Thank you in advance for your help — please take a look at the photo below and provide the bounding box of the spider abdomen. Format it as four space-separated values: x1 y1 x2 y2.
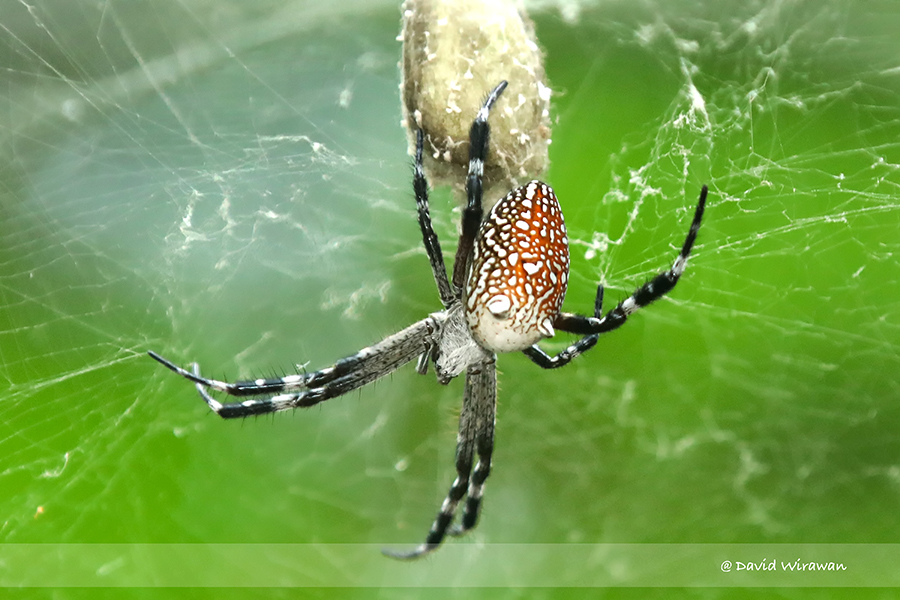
465 180 569 353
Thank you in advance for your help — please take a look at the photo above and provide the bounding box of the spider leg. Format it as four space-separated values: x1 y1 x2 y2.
451 80 508 294
413 128 455 308
383 356 495 560
149 316 439 418
552 185 707 341
191 362 228 412
150 350 302 396
449 358 496 536
523 286 604 369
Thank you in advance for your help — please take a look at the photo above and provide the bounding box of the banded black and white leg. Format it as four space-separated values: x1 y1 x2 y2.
451 80 508 295
449 360 496 537
413 128 454 309
148 316 439 418
524 185 708 369
523 285 605 369
384 356 497 560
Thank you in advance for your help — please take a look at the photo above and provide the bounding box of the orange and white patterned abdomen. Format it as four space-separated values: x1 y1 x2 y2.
465 180 570 353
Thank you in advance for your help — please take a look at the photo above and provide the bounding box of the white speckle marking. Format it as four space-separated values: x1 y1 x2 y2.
538 317 555 338
486 295 512 318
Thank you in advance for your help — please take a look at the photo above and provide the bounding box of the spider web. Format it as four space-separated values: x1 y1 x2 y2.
1 0 899 591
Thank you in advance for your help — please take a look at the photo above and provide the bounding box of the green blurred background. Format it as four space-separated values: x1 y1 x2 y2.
1 0 899 596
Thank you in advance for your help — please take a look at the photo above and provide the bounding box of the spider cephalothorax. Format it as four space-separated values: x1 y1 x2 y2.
149 80 708 559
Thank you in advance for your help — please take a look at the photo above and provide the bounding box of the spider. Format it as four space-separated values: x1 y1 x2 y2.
149 80 708 560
